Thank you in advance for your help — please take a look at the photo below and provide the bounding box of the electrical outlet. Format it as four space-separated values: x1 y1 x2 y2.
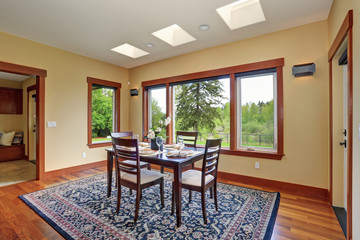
82 152 86 158
255 162 260 169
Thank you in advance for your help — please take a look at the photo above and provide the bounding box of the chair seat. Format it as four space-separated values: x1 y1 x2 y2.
121 160 149 168
181 169 214 187
122 169 164 184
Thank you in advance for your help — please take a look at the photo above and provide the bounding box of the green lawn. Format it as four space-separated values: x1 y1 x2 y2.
92 137 110 143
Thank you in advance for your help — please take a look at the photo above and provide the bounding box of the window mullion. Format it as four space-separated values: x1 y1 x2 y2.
230 73 237 150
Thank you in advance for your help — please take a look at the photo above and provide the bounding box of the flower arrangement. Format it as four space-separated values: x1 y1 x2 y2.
146 116 171 139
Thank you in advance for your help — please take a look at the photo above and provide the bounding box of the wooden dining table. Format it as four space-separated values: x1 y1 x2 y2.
105 147 204 227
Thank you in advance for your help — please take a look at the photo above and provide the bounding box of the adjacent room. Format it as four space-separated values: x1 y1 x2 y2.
0 0 359 239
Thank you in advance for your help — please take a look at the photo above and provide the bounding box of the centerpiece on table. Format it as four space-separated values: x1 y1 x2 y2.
145 116 171 151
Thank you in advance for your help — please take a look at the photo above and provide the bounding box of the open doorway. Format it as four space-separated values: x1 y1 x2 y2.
27 85 37 164
329 10 353 240
0 61 46 180
0 72 37 186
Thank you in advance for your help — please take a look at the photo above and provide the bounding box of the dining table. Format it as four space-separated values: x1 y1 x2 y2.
105 146 205 227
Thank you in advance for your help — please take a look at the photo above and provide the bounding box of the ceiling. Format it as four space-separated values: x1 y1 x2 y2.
0 72 31 81
0 0 333 69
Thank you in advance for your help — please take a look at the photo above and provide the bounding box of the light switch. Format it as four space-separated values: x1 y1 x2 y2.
47 121 56 128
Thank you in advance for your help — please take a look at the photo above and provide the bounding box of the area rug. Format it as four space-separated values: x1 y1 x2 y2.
19 172 280 240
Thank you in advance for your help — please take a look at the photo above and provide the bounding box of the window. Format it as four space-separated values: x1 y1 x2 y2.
87 77 121 148
148 86 166 130
172 77 230 147
237 70 277 152
142 58 284 160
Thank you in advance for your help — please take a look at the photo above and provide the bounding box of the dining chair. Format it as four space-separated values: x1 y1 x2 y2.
111 132 151 170
160 131 198 173
171 138 222 224
112 137 164 222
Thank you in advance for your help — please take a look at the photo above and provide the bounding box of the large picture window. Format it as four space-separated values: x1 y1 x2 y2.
87 77 121 148
142 58 284 159
172 77 230 147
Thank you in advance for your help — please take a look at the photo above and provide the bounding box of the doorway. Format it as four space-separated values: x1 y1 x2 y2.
328 10 353 240
0 61 46 180
27 85 37 164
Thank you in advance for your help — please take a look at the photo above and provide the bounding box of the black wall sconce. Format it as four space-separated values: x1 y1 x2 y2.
292 63 316 77
130 88 138 96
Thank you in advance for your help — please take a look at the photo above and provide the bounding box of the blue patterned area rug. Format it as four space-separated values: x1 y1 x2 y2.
19 172 280 240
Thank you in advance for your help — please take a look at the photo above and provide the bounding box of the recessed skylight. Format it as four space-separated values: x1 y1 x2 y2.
111 43 149 58
216 0 266 30
152 24 196 47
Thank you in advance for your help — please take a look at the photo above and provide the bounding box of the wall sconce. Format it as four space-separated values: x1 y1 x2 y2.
292 63 315 77
130 88 138 96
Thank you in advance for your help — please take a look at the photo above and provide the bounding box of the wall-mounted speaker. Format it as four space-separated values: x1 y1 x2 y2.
292 63 315 77
130 88 138 96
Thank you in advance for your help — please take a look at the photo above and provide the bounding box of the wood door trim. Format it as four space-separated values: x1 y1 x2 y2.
0 62 46 180
328 9 353 240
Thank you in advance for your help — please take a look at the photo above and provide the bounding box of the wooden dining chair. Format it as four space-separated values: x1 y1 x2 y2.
111 132 151 170
176 131 198 147
171 138 222 224
112 137 164 223
160 131 199 173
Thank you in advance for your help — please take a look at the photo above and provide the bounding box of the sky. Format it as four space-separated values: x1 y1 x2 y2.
149 74 274 112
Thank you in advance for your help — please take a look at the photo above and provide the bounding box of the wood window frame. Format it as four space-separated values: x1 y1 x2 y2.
142 58 284 160
87 77 121 148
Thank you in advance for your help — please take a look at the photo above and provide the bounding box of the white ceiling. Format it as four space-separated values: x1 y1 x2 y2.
0 72 31 81
0 0 333 69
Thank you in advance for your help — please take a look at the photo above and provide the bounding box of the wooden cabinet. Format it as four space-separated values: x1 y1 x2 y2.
0 87 23 114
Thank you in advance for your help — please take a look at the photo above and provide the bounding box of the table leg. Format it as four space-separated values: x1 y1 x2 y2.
107 151 113 197
173 165 182 227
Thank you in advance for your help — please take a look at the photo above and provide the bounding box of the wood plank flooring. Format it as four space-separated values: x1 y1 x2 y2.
0 166 345 240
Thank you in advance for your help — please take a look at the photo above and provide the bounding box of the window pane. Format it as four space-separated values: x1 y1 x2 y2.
91 86 115 143
173 78 230 147
148 87 167 137
237 73 276 150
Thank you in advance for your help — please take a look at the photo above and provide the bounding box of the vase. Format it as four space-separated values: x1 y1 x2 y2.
150 138 163 151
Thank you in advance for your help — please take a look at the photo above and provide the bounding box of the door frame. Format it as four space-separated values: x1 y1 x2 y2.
328 10 353 240
0 61 46 180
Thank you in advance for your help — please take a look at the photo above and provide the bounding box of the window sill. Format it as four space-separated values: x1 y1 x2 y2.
220 149 284 160
88 142 112 149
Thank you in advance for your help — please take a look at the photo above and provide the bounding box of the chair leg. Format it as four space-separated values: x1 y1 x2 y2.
160 178 164 209
189 190 192 203
160 166 164 173
116 184 121 213
147 163 151 170
210 186 213 199
201 189 207 224
214 184 218 211
130 188 132 195
171 182 174 215
134 189 141 223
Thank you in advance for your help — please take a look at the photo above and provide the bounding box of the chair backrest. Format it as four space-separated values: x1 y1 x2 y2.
201 138 222 186
111 136 140 184
176 131 198 147
111 131 133 139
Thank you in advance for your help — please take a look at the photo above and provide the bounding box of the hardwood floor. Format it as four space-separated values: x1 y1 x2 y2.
0 166 345 240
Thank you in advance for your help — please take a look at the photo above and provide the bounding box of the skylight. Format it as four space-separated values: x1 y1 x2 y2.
152 24 196 47
216 0 266 30
111 43 149 58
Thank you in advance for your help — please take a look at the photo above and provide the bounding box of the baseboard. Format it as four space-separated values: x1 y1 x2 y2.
44 160 107 179
154 165 329 201
216 170 329 201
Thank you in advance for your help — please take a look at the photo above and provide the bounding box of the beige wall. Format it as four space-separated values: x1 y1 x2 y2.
0 78 22 88
0 31 130 171
328 0 360 239
129 21 330 189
